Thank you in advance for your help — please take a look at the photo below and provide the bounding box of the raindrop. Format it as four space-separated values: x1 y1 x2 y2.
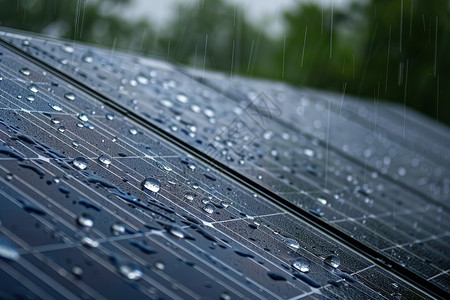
48 102 62 112
176 94 188 103
64 92 76 101
191 104 201 113
157 162 172 172
120 264 143 280
26 95 35 102
220 292 231 300
234 249 254 258
82 55 93 63
141 177 160 193
28 84 38 93
73 157 88 170
168 226 185 239
78 113 89 122
129 127 138 135
111 224 126 235
51 117 61 124
294 272 321 288
283 237 300 249
154 262 165 270
57 126 66 133
105 113 114 120
19 68 31 76
61 44 74 53
81 237 98 248
98 155 112 166
267 271 286 281
203 203 215 214
160 99 173 107
187 161 196 170
0 239 20 261
221 201 231 208
324 255 340 268
204 108 215 118
292 257 310 273
184 192 195 201
136 74 148 85
72 266 83 278
77 215 94 228
304 149 314 157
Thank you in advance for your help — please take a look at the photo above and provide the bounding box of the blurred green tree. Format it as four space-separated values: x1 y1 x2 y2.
0 0 160 56
279 0 450 125
0 0 448 124
159 0 276 77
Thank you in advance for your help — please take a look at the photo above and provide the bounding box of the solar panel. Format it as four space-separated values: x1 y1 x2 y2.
0 28 448 299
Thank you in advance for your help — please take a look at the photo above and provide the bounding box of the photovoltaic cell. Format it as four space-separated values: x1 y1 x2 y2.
0 28 448 299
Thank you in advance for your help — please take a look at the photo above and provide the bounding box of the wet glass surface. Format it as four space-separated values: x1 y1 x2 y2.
0 29 448 299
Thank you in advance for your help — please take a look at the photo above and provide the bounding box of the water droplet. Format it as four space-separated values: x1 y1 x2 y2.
160 99 173 107
317 197 327 205
98 155 112 166
267 271 286 281
129 127 138 135
136 74 148 85
73 157 88 170
51 117 61 124
176 94 188 103
61 44 74 53
292 257 310 273
81 236 99 248
168 226 185 239
304 149 314 157
57 126 66 133
294 272 321 288
0 239 20 261
105 113 114 120
283 237 300 249
72 266 83 278
83 55 93 63
26 95 35 102
19 68 31 76
398 167 406 176
203 203 215 214
120 264 143 280
77 215 94 228
220 292 231 300
324 255 340 268
28 84 38 93
72 140 79 147
63 92 76 101
150 262 164 271
111 223 126 235
48 102 62 111
141 177 160 193
184 192 195 201
191 104 201 113
157 162 172 172
204 108 215 118
78 113 89 122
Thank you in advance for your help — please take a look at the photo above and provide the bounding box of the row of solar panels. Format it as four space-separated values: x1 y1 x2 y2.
0 27 448 299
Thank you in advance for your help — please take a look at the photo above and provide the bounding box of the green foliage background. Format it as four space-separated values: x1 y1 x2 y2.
1 0 448 125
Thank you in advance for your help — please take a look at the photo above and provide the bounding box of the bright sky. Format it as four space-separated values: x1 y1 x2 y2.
124 0 351 34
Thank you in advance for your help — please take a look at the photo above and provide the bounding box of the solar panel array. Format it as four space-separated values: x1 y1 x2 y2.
0 28 448 299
